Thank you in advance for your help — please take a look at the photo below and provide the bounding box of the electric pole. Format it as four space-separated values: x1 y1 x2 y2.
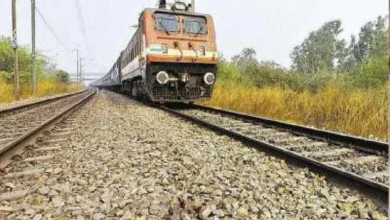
12 0 20 98
76 49 79 83
31 0 37 95
79 58 83 84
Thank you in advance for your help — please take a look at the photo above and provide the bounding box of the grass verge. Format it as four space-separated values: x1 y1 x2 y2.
202 82 387 141
0 80 83 104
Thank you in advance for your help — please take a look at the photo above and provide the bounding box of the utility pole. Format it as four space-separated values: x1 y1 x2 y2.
11 0 20 98
79 58 83 84
31 0 37 95
76 49 79 83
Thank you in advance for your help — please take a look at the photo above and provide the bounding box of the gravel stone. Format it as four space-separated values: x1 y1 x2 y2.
0 90 386 219
4 183 15 189
213 209 225 217
38 186 50 195
32 214 43 220
24 208 35 215
100 191 112 204
93 213 106 220
237 207 248 216
71 209 82 217
181 213 191 220
52 196 64 208
200 205 214 219
116 209 124 217
52 168 63 175
0 206 15 212
181 109 389 185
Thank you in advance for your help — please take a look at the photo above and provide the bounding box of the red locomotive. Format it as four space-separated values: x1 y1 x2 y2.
92 1 218 103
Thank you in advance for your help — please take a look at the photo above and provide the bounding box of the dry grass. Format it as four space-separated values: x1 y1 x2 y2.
0 80 83 104
202 82 388 141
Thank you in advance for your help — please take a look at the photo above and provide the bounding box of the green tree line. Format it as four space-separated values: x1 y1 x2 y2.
218 16 388 92
0 36 70 83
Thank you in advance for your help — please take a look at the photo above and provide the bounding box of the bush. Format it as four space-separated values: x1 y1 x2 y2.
217 62 241 82
0 71 11 82
0 36 78 102
53 70 71 83
0 80 83 103
358 57 388 88
0 37 47 84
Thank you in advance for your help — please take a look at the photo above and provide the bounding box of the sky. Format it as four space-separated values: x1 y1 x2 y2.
0 0 387 80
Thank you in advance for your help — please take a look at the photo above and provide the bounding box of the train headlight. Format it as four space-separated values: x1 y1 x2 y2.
172 2 187 11
204 72 215 85
156 71 169 85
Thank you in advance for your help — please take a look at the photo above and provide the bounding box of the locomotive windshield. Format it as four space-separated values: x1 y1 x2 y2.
184 17 207 34
155 14 180 32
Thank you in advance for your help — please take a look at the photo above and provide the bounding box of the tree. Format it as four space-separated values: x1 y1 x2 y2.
0 37 14 73
353 16 386 62
290 16 388 82
290 20 345 73
232 48 257 66
338 16 388 74
0 36 56 83
54 70 70 83
231 48 259 78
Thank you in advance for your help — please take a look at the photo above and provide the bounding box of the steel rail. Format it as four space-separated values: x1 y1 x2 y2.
0 89 88 116
0 90 96 168
192 105 388 155
158 104 389 203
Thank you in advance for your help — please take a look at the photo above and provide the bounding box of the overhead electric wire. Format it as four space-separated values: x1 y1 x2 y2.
75 0 91 53
35 6 71 52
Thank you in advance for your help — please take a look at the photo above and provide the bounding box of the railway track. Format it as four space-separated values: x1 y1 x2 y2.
0 89 96 169
159 104 389 202
0 90 87 115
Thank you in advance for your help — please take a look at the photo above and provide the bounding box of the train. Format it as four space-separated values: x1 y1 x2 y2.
91 1 218 103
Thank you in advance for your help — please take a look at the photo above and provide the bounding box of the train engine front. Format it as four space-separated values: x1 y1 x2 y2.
142 2 218 102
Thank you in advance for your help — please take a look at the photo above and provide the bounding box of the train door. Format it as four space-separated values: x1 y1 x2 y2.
139 17 146 80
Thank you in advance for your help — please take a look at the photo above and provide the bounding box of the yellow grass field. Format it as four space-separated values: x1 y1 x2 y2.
0 81 83 104
202 82 388 141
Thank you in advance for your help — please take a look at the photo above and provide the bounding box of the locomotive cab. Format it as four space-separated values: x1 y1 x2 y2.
96 1 218 103
140 6 218 102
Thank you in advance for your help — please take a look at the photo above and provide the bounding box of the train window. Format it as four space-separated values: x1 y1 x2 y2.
155 14 179 32
184 17 207 34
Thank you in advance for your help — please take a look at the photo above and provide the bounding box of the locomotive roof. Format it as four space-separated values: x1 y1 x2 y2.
142 8 212 18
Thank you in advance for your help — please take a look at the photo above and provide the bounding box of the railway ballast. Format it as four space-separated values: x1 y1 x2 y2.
0 91 387 219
